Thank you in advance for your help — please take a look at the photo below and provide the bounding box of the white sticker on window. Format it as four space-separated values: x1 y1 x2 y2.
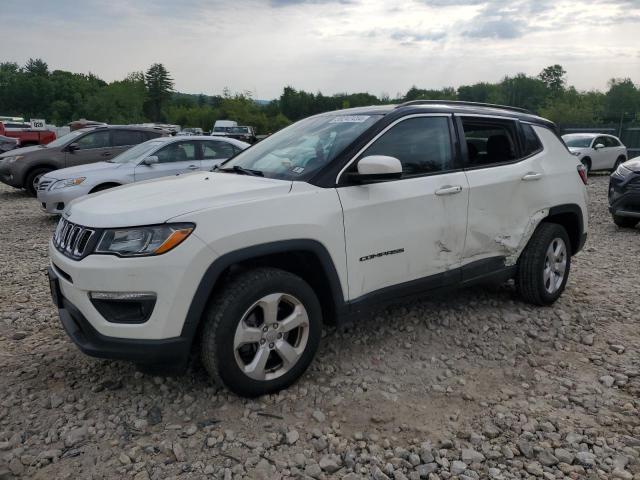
329 116 370 123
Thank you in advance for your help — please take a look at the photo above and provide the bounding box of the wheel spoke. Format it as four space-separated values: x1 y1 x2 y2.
275 340 300 367
543 266 552 286
243 346 270 380
258 293 282 324
279 305 308 333
233 322 263 348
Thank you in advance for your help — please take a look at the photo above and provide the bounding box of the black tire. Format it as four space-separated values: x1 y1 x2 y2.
612 215 638 229
25 167 53 196
516 223 571 306
201 268 322 397
581 158 591 174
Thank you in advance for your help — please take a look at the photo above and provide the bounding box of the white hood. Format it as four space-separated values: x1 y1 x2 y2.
64 172 292 228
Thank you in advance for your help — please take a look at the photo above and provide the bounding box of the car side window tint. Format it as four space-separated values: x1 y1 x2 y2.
202 141 235 160
605 137 619 147
361 116 453 176
155 141 197 163
145 131 162 140
461 118 518 167
521 124 543 157
113 130 143 147
75 131 110 150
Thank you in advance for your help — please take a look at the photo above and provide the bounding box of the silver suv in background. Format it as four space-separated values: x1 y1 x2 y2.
38 136 249 214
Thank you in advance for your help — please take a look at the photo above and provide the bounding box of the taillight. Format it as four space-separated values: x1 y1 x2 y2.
577 164 588 185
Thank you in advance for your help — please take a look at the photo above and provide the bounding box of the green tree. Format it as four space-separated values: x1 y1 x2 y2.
539 65 567 94
144 63 174 122
604 78 639 123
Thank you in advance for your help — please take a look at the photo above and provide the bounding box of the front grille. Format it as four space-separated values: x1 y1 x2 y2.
38 179 54 191
53 218 96 259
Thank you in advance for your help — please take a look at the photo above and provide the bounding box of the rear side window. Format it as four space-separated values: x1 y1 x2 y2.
112 130 143 147
605 136 620 147
461 118 519 167
361 116 454 176
521 124 543 157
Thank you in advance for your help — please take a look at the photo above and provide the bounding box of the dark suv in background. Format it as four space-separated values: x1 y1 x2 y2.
0 125 166 195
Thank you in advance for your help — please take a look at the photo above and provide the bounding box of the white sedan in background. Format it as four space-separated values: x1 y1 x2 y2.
37 136 249 214
562 133 628 173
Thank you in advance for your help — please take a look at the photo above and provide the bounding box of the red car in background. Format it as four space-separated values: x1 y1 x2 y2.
0 121 56 147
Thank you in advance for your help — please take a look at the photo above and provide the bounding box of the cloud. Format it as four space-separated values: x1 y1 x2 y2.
389 29 447 43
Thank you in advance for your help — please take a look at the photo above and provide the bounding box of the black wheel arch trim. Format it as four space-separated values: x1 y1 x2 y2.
179 239 347 342
545 203 587 254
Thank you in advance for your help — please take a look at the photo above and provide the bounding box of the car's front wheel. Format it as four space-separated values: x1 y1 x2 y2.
517 223 571 305
25 167 53 196
201 268 322 397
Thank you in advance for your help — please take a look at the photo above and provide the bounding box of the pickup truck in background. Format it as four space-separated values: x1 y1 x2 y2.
0 121 56 147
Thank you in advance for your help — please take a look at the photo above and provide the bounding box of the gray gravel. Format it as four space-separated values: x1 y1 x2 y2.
1 175 639 479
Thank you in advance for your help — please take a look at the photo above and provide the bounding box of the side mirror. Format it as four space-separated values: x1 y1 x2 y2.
67 143 79 153
594 143 605 150
346 155 403 183
142 156 159 166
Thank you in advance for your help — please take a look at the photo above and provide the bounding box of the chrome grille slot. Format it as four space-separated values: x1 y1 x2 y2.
53 218 96 259
38 179 54 191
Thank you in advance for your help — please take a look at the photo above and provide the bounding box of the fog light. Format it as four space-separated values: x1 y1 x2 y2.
89 291 156 324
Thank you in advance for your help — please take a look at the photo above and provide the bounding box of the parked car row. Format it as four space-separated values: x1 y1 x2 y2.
37 135 249 213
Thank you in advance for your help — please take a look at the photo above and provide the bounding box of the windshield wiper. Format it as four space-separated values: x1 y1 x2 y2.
216 165 264 177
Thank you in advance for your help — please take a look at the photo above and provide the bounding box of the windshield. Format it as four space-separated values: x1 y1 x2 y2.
220 114 382 180
563 136 593 148
109 140 165 164
229 127 249 134
45 129 87 148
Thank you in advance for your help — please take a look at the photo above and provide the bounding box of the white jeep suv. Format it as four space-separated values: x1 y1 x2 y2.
47 101 589 397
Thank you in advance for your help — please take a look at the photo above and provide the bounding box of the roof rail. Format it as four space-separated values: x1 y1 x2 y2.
396 100 533 115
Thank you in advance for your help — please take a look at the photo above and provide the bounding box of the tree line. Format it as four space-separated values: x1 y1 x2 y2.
0 60 638 134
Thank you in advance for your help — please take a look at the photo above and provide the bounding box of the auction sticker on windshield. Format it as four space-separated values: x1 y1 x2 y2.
329 116 370 123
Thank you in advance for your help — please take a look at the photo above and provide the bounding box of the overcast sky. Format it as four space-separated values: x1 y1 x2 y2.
2 0 639 99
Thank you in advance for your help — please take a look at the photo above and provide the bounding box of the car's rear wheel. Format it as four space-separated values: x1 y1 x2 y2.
517 223 571 305
612 214 638 229
201 268 322 397
25 167 53 196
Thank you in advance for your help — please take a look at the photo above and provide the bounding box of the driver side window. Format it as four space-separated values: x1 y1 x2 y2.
360 116 453 176
75 131 110 150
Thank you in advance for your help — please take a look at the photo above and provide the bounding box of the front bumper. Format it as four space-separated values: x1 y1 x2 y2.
0 162 22 188
49 267 190 364
38 184 90 214
609 173 640 217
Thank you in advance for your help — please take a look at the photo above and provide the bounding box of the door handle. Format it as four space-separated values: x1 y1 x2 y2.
522 172 542 181
187 165 199 170
435 185 463 196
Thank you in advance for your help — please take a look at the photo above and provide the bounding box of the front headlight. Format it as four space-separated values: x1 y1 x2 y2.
95 223 194 257
51 177 86 189
571 151 582 157
615 163 631 177
1 155 23 163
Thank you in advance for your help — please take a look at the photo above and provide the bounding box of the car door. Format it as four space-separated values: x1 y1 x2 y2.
604 136 623 169
199 139 236 170
337 114 469 300
133 140 201 182
590 136 609 170
459 116 550 270
65 130 111 167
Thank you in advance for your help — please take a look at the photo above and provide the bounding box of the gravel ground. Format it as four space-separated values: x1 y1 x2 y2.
1 175 639 480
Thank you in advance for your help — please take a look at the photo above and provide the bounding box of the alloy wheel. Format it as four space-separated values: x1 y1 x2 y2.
233 293 310 381
543 237 567 294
